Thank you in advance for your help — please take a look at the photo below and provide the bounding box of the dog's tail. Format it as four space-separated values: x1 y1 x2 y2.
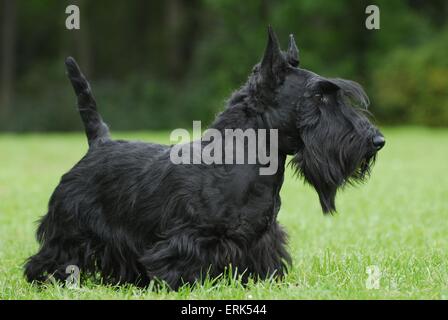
65 57 110 146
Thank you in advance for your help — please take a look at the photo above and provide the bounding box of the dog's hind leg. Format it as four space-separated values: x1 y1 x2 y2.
24 207 88 284
24 241 82 284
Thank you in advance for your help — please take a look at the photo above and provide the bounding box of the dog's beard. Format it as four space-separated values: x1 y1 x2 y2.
290 145 375 214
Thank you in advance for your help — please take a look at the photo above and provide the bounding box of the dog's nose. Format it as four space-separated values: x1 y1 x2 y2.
372 135 385 150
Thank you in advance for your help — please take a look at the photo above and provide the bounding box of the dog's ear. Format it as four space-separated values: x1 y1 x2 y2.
260 26 288 85
286 34 299 67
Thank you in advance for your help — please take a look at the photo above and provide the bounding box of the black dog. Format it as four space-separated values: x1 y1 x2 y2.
24 27 384 289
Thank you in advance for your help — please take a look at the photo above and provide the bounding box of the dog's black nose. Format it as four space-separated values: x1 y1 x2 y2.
372 135 385 150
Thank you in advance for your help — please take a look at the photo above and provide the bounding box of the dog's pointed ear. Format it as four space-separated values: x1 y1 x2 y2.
287 34 299 67
260 26 287 84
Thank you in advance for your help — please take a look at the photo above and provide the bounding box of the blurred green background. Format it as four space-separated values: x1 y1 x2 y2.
1 0 448 132
1 1 448 299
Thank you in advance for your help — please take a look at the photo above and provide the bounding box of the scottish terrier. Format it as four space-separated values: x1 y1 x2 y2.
24 27 385 289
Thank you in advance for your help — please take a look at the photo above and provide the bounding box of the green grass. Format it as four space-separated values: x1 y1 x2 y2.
0 127 447 299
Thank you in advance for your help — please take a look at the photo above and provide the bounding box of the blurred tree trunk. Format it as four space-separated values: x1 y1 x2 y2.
73 0 91 74
165 0 201 81
1 0 17 114
166 0 182 79
350 0 370 80
259 0 269 22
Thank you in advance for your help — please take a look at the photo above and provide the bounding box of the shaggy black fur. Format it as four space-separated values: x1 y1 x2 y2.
24 27 384 289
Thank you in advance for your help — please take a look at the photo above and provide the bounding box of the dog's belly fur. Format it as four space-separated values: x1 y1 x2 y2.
25 139 291 288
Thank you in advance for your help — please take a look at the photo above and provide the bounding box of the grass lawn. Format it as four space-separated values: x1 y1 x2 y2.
0 127 447 299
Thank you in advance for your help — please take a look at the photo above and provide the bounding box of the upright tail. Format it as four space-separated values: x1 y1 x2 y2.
65 57 110 146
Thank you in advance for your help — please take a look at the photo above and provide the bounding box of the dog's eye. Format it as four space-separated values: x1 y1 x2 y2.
314 93 324 102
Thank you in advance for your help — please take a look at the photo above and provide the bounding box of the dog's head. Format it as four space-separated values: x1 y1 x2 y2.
249 27 384 213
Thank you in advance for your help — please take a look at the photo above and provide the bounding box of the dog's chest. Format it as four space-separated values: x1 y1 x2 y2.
191 165 284 235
